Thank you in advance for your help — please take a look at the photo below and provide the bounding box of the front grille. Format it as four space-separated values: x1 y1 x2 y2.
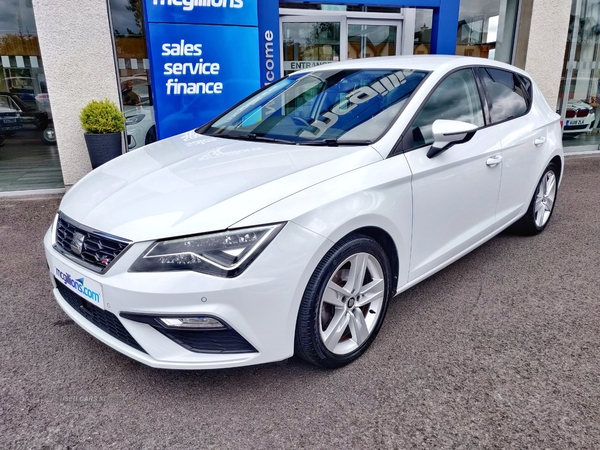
54 213 131 273
56 281 146 354
576 109 590 117
154 327 257 354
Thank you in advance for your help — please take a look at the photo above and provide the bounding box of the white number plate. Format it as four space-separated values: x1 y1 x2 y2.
566 119 585 126
53 259 105 309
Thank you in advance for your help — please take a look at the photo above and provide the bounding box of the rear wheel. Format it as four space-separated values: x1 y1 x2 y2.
295 234 392 369
511 163 558 235
42 127 56 144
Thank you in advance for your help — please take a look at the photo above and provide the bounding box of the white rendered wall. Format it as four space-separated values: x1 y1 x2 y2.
32 0 121 186
524 0 572 108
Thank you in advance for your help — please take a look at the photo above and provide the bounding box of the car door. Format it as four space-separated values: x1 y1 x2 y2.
403 68 503 282
475 68 550 226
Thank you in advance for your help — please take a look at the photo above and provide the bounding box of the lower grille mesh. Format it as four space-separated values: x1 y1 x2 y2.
56 280 146 354
153 327 257 354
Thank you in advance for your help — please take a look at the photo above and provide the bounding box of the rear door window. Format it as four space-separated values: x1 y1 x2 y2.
478 68 529 124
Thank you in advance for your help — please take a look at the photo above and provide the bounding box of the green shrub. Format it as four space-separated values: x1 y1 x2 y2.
79 99 126 134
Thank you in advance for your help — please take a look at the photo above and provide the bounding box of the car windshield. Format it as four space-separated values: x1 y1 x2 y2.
0 95 20 111
201 68 429 145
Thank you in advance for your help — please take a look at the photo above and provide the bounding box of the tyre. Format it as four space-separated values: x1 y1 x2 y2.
145 126 157 146
42 127 56 144
511 163 558 235
295 234 392 369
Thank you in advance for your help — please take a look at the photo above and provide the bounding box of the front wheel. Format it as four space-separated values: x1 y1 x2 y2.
145 125 156 146
511 163 558 235
295 234 392 369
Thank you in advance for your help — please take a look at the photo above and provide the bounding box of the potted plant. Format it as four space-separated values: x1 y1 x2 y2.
79 99 126 169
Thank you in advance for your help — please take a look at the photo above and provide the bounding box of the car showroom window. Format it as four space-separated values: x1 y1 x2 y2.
410 69 484 148
478 68 528 124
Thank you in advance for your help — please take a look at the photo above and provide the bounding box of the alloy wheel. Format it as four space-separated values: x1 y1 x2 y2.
534 170 557 228
319 252 385 355
43 127 56 143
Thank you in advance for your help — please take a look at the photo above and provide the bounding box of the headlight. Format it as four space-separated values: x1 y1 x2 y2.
129 223 284 277
125 114 146 125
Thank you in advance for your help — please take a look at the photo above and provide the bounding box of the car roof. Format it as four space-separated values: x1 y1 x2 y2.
293 55 530 78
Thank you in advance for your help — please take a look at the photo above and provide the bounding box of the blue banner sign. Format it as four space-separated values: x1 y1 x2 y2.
257 0 281 87
146 23 260 138
146 0 258 26
144 0 261 139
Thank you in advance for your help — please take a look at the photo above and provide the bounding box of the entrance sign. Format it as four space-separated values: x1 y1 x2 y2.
283 61 331 71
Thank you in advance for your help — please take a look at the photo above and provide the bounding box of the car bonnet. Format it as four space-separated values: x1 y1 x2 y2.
59 132 381 241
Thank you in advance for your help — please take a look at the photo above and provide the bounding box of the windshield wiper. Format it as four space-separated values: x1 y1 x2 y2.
300 139 373 147
218 133 296 145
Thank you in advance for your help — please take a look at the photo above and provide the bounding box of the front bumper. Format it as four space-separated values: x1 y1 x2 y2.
44 221 329 369
563 117 595 134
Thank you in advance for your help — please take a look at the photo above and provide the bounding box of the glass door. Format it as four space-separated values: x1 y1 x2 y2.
347 20 401 60
281 16 346 77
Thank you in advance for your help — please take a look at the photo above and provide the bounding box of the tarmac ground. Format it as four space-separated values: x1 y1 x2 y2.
1 155 599 449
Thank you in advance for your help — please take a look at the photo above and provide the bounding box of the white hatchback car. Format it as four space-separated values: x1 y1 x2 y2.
44 56 563 370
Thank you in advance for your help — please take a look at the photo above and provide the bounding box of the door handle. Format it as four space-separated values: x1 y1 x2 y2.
486 155 503 167
534 137 547 146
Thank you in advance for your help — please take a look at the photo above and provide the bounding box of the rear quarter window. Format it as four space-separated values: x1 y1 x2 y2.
518 75 533 102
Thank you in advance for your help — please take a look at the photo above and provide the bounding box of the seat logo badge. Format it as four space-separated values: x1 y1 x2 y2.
70 232 85 256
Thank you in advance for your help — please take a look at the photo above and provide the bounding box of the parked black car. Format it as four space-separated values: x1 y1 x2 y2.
0 91 49 130
0 104 23 147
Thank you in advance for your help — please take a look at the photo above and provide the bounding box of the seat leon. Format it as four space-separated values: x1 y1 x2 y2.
44 56 563 369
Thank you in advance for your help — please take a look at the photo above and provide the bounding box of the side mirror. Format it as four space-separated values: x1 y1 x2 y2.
427 119 478 158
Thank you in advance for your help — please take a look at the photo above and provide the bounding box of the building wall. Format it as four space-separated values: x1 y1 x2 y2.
32 0 121 186
523 0 571 107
